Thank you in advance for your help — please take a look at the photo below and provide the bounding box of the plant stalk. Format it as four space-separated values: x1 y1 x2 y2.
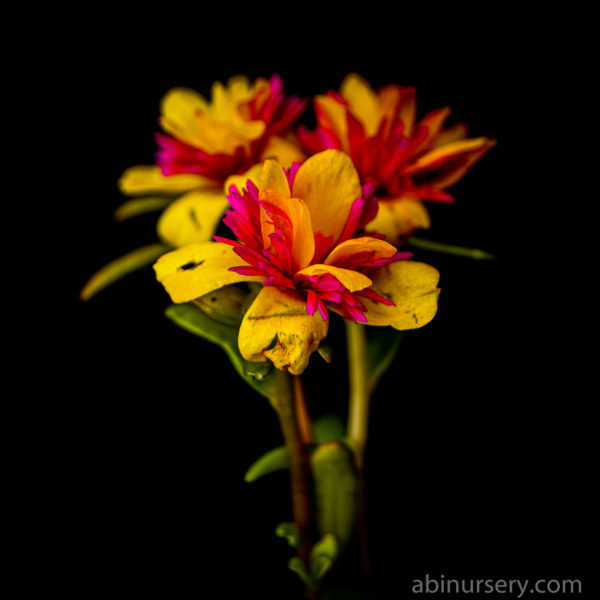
270 376 314 594
346 321 370 469
294 375 314 445
345 321 372 574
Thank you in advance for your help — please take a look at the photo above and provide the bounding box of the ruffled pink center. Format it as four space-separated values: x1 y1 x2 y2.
214 167 411 323
297 91 456 203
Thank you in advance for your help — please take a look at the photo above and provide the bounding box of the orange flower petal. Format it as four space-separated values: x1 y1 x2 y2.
295 264 372 292
314 95 349 152
291 149 362 244
402 137 496 188
259 188 315 271
324 236 398 267
340 73 381 136
259 158 291 198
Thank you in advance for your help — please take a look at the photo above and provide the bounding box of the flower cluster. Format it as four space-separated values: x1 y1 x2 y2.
155 151 441 374
109 72 494 374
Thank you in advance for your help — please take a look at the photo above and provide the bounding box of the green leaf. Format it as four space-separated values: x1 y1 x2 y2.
408 235 497 260
275 522 301 549
317 344 334 363
287 534 340 589
366 327 404 394
310 534 339 581
193 285 248 326
164 303 289 400
80 243 170 301
245 446 288 482
288 557 313 587
311 442 358 550
313 414 346 444
113 196 172 222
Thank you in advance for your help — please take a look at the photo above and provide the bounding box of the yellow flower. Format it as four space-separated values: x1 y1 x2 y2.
154 150 440 374
119 75 306 248
298 73 495 242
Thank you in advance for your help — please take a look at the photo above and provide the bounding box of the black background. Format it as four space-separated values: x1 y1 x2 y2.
45 9 597 599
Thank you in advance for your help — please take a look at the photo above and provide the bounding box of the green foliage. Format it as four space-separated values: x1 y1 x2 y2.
311 441 358 550
288 534 339 589
312 414 346 444
408 235 497 260
310 534 339 580
194 284 248 326
288 534 340 589
164 302 289 400
80 243 170 301
245 415 347 483
113 196 172 222
275 522 301 549
244 446 289 482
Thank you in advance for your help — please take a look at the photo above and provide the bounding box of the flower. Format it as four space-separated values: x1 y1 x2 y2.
154 150 440 375
118 74 307 247
297 73 496 242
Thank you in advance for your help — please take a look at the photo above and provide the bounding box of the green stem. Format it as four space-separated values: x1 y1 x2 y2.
345 321 372 574
346 321 370 468
408 235 496 260
269 378 314 584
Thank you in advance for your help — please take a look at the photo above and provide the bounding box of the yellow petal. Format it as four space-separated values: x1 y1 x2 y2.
259 158 291 198
295 264 371 292
324 236 398 267
432 123 468 147
402 137 495 179
259 188 315 271
118 165 215 196
156 190 229 247
208 80 266 143
429 137 496 189
340 73 381 136
377 85 403 125
223 163 264 195
291 149 362 244
314 95 349 152
366 198 431 242
397 88 417 136
159 87 211 149
418 107 451 145
238 286 328 375
224 75 255 103
361 261 440 329
260 135 306 168
154 241 262 303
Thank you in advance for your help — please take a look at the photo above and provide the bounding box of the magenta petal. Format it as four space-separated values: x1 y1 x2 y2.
316 297 329 321
306 290 318 316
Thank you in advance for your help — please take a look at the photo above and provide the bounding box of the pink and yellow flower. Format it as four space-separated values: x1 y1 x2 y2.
154 150 440 374
118 74 306 247
297 74 496 242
